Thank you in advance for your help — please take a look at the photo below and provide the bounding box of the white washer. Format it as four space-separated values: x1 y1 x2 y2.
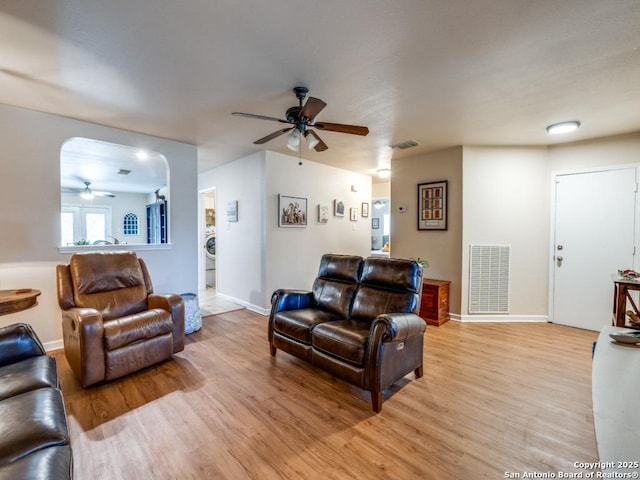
205 234 216 288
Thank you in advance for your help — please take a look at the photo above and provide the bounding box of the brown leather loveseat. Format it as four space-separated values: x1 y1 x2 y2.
269 254 426 412
0 323 72 479
56 251 185 388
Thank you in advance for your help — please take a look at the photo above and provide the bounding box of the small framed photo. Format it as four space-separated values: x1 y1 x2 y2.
278 194 307 227
334 199 345 217
318 204 329 223
372 218 380 229
350 208 358 221
227 200 238 222
418 180 448 230
361 202 369 218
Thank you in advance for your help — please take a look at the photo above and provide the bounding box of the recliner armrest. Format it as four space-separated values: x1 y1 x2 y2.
148 294 185 353
0 323 46 367
61 308 106 387
372 313 426 342
270 289 314 313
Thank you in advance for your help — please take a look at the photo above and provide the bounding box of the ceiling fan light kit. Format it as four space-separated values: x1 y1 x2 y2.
81 182 94 200
232 86 369 153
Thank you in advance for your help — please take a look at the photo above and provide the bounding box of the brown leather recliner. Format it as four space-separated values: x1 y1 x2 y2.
269 254 426 412
56 251 185 388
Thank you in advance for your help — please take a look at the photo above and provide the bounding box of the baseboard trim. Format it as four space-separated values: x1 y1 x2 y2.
454 314 549 323
214 293 269 316
44 340 63 352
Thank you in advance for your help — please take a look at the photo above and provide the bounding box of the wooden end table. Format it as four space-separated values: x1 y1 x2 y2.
0 289 41 316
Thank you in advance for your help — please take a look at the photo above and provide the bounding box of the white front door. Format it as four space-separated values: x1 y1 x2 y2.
552 168 637 331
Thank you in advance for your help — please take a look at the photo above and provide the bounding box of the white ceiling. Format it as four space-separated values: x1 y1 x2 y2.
1 1 639 180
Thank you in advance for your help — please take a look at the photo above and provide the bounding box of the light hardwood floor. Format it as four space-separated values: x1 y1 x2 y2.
52 312 599 479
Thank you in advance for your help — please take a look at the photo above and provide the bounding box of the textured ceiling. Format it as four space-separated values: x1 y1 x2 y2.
1 0 639 179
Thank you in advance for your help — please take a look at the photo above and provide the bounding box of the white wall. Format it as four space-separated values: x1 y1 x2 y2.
198 150 372 313
265 151 372 302
0 104 198 347
391 147 463 314
461 146 550 320
198 151 266 312
549 132 640 171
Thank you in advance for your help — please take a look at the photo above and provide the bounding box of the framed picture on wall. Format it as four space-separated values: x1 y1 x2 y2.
361 202 369 218
334 199 345 217
278 194 307 227
318 204 329 223
350 207 358 221
227 200 238 222
418 180 448 230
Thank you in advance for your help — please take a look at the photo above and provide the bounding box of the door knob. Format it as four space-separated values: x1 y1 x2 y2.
557 256 563 262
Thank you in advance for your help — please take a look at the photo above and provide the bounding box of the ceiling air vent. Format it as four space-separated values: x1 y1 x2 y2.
390 139 420 150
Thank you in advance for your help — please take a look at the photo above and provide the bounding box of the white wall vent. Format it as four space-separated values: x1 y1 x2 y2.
469 244 510 314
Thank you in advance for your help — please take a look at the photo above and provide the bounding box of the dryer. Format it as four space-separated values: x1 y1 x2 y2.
205 234 216 288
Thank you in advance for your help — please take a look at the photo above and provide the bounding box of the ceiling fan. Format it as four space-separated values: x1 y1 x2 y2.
232 86 369 152
62 181 116 199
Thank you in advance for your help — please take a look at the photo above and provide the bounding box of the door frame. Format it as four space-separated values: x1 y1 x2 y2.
198 186 216 291
548 164 640 325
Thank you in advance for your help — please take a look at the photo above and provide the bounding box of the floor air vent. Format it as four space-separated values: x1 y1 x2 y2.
469 245 510 314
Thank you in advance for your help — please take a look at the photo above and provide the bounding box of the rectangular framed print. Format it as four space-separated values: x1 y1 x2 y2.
279 194 307 227
361 202 369 218
318 204 329 223
418 180 448 230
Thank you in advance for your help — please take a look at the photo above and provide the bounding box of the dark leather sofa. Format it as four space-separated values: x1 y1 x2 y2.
56 251 185 388
269 254 426 412
0 323 72 479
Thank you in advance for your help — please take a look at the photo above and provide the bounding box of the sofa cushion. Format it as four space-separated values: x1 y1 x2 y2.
359 257 422 293
0 388 69 467
0 356 58 401
0 446 72 480
311 280 359 318
317 254 363 283
69 251 149 320
312 320 371 366
307 254 363 318
274 309 344 344
103 309 173 351
350 257 421 321
350 286 418 322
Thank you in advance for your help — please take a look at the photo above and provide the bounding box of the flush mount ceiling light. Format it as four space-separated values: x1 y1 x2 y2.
377 168 391 179
136 150 149 160
546 121 581 135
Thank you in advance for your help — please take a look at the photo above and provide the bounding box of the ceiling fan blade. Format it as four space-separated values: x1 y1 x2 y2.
299 97 327 123
232 112 291 124
312 122 369 136
307 130 328 152
254 127 294 144
94 191 116 198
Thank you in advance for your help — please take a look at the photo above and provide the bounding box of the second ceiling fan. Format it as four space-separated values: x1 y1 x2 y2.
232 87 369 152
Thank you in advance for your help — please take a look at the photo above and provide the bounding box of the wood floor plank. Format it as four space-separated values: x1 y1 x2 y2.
51 311 599 479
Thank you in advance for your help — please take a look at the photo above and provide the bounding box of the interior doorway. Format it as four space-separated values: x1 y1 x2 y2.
371 198 390 256
202 189 216 291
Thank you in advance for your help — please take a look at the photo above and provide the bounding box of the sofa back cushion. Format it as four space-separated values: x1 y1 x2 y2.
69 252 150 320
312 254 363 317
350 257 422 321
